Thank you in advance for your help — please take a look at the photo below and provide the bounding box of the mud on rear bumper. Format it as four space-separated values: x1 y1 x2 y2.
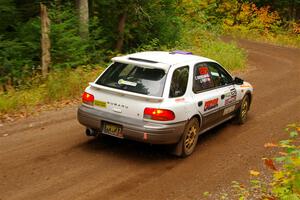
77 105 186 144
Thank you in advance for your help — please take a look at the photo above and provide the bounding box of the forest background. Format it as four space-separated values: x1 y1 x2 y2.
0 0 299 115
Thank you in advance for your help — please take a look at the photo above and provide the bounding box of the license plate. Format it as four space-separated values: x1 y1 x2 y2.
102 122 123 138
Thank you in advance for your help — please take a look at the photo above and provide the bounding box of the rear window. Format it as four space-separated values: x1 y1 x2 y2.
96 62 167 97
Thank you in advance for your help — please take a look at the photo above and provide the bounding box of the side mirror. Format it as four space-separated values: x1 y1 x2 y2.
234 77 244 85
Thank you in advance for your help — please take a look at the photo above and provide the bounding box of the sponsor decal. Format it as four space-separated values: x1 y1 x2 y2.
224 88 237 105
195 74 209 80
198 66 209 75
224 88 237 98
204 98 219 111
200 77 211 83
224 92 231 98
225 96 236 106
230 88 237 97
94 100 107 108
223 105 235 116
240 83 251 88
118 79 137 87
195 67 211 84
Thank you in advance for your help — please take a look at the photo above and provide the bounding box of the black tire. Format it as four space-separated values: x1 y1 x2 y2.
172 118 200 157
236 95 250 124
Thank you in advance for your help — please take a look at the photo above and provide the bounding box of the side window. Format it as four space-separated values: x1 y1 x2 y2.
193 63 214 93
208 62 233 87
207 64 222 87
169 66 189 98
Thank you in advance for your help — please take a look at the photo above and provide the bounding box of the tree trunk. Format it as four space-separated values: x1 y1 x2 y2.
77 0 89 38
2 84 7 93
232 0 243 26
40 3 51 77
296 4 300 20
289 0 295 21
115 12 127 52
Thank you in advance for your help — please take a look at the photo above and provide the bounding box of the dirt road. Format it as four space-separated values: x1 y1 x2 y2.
1 40 300 200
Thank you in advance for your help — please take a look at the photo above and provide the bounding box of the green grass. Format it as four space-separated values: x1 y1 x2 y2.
0 66 103 118
223 26 300 48
176 28 246 71
260 33 300 48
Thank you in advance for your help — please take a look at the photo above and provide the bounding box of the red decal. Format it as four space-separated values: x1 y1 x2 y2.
198 66 208 75
175 98 185 103
204 98 218 111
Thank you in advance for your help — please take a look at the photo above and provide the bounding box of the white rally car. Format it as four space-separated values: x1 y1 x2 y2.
78 51 253 157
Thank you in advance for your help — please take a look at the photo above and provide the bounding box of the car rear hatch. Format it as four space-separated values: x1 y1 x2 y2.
85 62 167 121
86 83 163 121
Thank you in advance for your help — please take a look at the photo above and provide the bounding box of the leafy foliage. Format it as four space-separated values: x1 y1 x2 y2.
0 0 185 90
271 124 300 199
0 0 298 115
179 0 300 47
204 124 300 200
49 4 88 68
0 18 40 90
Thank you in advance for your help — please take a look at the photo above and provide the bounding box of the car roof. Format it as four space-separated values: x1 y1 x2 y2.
112 51 215 70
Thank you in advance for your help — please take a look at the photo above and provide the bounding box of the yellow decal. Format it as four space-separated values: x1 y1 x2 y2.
94 100 107 108
240 83 251 88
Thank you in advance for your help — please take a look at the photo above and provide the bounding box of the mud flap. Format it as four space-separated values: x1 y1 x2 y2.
170 136 183 157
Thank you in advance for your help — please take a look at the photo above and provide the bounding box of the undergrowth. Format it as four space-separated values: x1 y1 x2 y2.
181 29 246 71
219 2 300 48
224 28 300 48
0 66 103 120
204 123 300 200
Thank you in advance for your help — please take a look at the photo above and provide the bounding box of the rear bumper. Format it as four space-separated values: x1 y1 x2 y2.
77 105 186 144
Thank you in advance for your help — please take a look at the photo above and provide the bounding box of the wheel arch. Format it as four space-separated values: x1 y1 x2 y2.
189 114 202 128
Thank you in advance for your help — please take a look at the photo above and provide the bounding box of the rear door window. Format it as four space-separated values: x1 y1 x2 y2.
193 63 214 93
96 62 166 97
169 66 189 98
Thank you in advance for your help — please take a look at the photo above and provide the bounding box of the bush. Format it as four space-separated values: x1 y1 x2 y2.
49 4 105 69
0 18 41 90
0 66 103 119
220 2 300 48
177 28 246 71
203 123 300 200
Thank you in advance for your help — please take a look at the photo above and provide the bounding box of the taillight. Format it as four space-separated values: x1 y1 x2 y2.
143 108 175 121
82 92 94 105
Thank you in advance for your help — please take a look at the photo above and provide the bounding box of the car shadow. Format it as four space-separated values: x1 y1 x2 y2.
75 134 177 162
75 117 251 161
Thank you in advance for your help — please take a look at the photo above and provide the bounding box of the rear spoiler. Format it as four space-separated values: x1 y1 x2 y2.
112 57 169 71
89 82 164 102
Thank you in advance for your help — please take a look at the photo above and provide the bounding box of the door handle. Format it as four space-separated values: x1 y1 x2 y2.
221 94 225 99
198 101 203 107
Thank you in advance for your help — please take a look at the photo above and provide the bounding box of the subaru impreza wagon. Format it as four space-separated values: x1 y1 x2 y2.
77 51 253 157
